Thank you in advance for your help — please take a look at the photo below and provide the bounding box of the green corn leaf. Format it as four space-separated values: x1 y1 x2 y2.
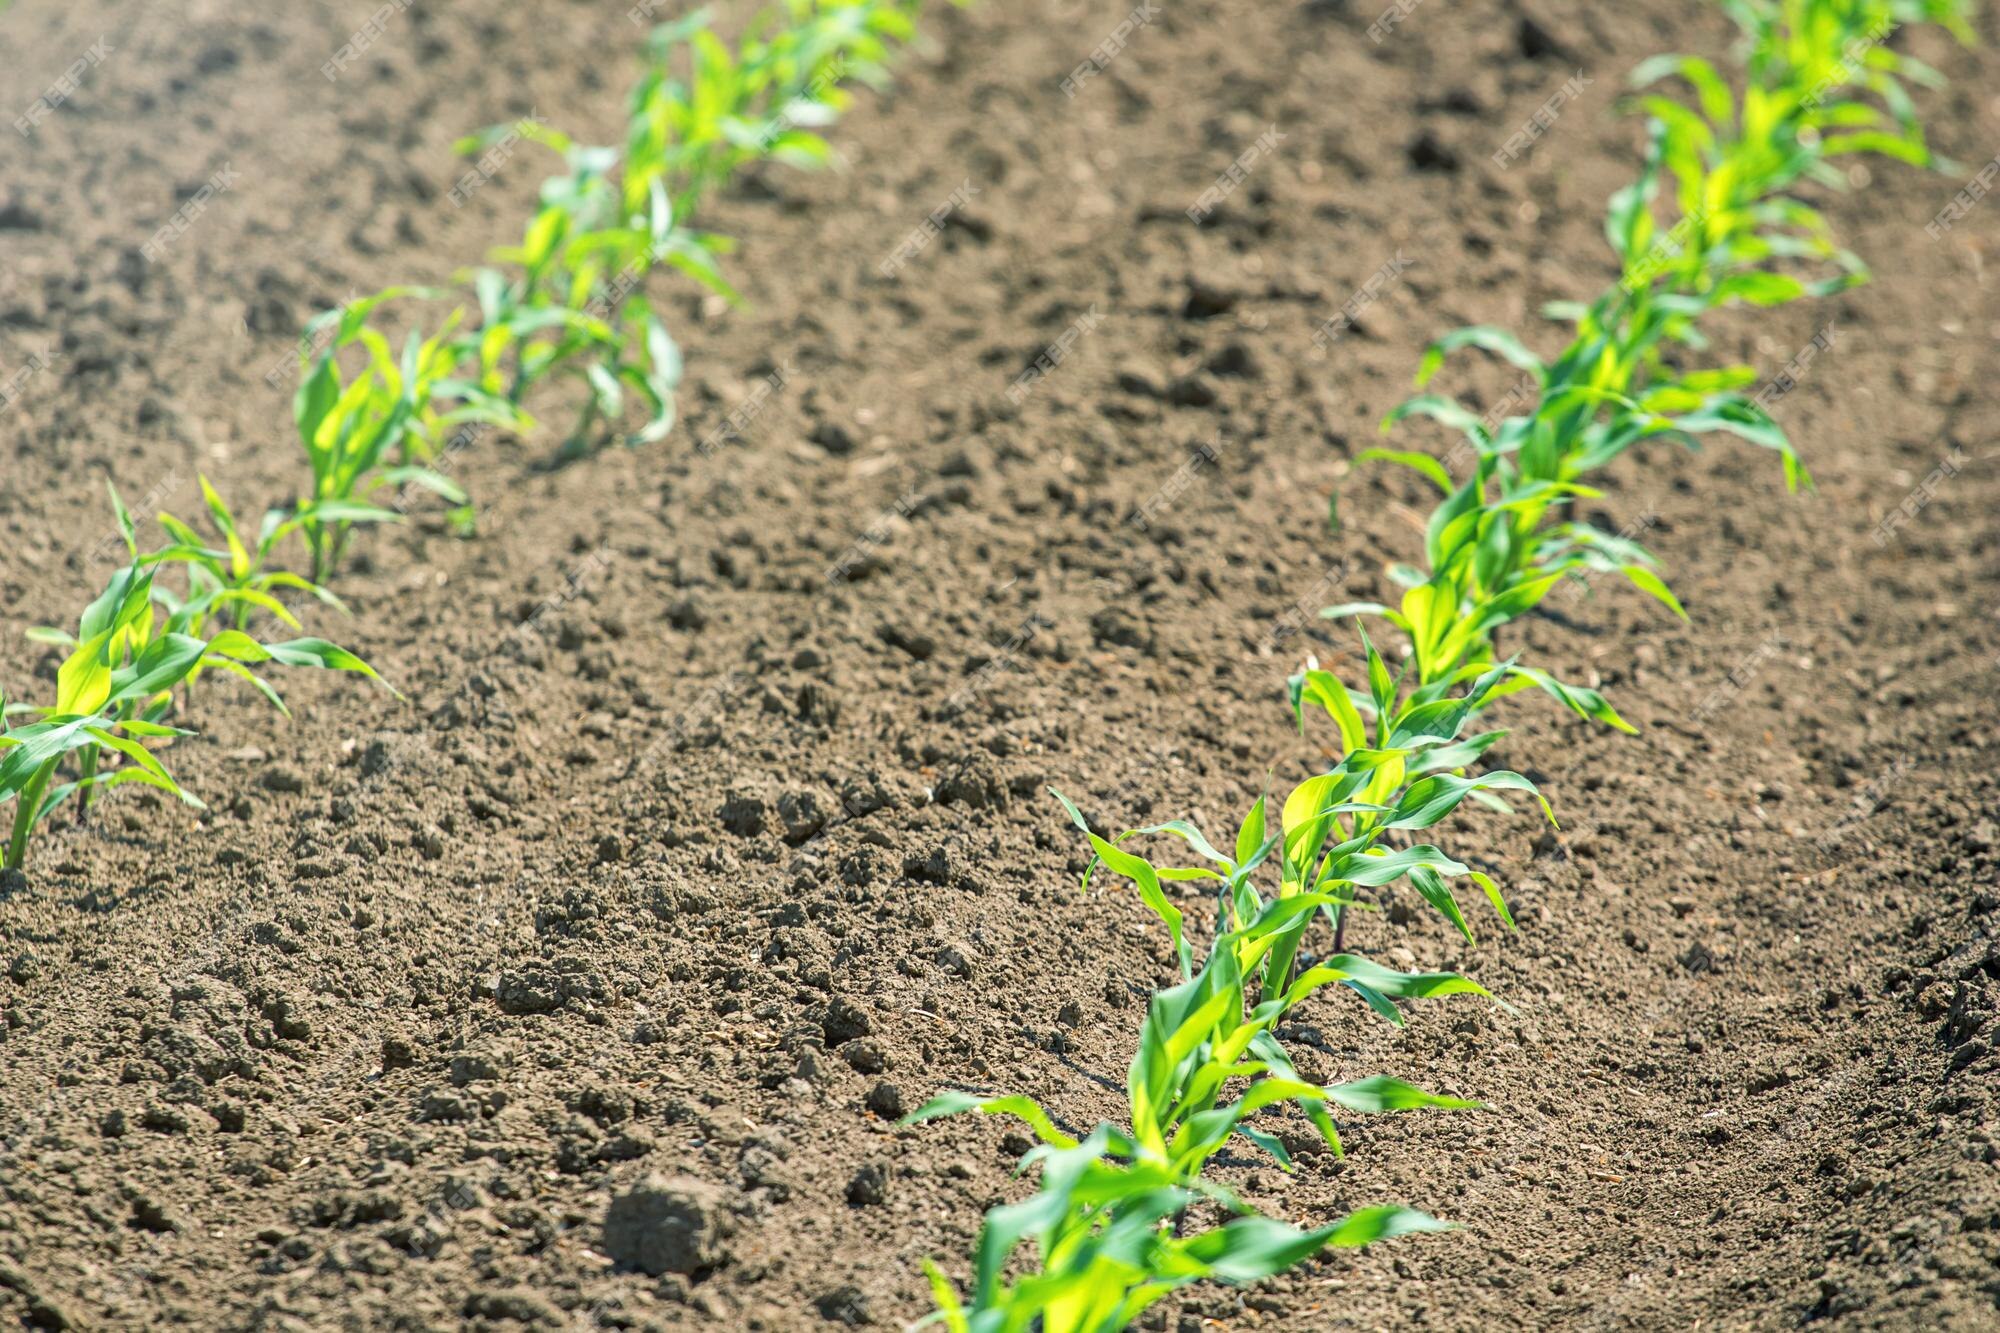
1383 771 1552 831
1406 863 1474 943
1623 564 1688 619
1415 325 1546 386
900 1092 1076 1150
1053 788 1190 977
1326 843 1470 888
1323 1074 1480 1113
1357 448 1453 493
1500 664 1637 733
1315 1204 1454 1248
1289 667 1370 751
1381 393 1492 447
1233 794 1268 871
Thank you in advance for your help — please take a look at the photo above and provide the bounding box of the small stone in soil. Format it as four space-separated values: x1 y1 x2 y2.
845 1163 889 1207
602 1174 729 1277
864 1082 906 1120
822 998 872 1045
815 1286 873 1326
840 1039 888 1074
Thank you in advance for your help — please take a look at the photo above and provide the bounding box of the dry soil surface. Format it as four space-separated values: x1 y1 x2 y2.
2 0 1999 1329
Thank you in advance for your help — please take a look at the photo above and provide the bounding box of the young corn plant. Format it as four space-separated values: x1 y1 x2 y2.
134 477 355 638
451 0 938 456
5 510 393 866
904 858 1494 1329
904 666 1551 1326
286 0 946 564
1353 0 1975 662
916 1143 1446 1333
1296 0 1977 852
291 292 527 580
1065 650 1558 964
1279 641 1590 949
906 4 1982 1322
0 566 203 872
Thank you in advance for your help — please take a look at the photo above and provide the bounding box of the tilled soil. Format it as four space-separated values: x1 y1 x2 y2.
2 0 1998 1328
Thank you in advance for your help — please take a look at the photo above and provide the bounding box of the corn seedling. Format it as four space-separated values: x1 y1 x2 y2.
904 662 1545 1326
1351 0 1975 676
279 0 945 578
135 477 357 638
905 865 1493 1329
5 499 393 867
1314 510 1652 713
291 291 527 580
0 562 207 871
8 1 958 849
1063 650 1556 967
1284 0 1978 902
907 1 1979 1323
452 0 939 454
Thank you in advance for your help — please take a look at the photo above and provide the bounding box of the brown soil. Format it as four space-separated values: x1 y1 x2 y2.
2 0 1998 1328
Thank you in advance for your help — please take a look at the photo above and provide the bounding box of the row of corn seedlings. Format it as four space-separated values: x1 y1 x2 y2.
293 0 947 580
905 0 1977 1323
0 1 948 871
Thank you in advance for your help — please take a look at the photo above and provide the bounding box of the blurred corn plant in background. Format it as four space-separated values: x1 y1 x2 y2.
1070 651 1561 958
4 0 962 866
290 290 527 580
466 0 947 452
1299 0 1981 897
1330 0 1978 777
285 0 951 574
